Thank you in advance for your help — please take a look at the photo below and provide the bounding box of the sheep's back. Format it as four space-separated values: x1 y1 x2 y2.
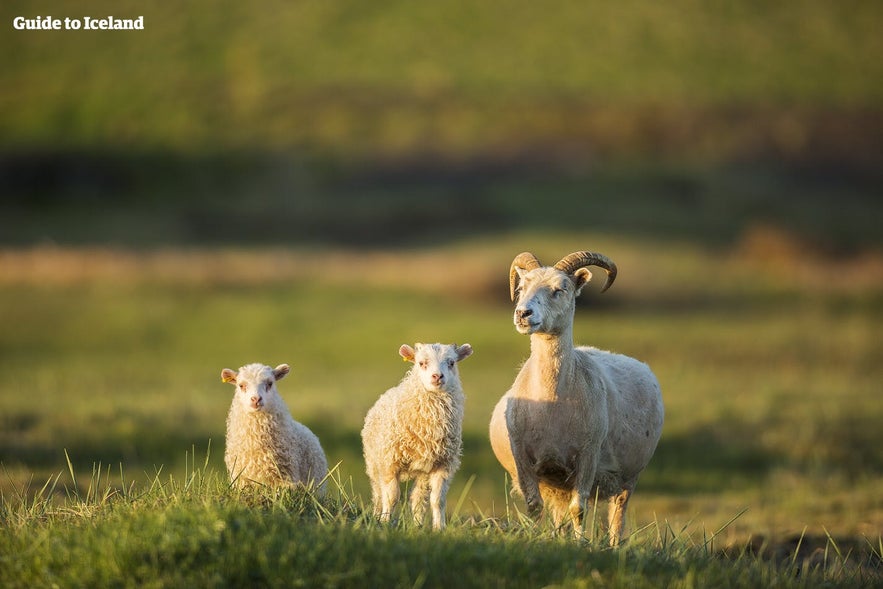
576 346 664 476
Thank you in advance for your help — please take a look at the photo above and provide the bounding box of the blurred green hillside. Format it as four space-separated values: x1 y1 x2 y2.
2 0 881 251
2 0 881 152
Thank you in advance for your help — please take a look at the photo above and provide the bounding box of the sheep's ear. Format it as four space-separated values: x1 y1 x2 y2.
399 344 416 363
273 364 291 381
455 344 473 361
221 369 238 384
573 268 593 295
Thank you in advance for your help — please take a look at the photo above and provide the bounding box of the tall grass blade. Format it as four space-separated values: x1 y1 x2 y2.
64 449 79 502
451 474 476 523
702 507 749 553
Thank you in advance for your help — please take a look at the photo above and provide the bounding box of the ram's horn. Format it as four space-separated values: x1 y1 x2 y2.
509 252 542 301
553 251 618 293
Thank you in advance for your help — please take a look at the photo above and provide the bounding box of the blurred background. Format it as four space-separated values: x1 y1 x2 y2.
1 1 881 542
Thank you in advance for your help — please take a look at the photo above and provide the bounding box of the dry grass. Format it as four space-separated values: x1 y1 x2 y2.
2 227 881 295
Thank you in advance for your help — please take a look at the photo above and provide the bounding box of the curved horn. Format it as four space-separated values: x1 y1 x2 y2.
554 251 618 293
509 252 542 301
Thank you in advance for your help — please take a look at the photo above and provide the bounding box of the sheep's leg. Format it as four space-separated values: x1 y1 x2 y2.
512 445 543 517
409 475 430 525
607 488 631 546
379 475 400 523
539 484 572 534
428 470 451 530
570 458 600 540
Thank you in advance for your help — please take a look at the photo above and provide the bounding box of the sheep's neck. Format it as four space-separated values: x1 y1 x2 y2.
527 326 575 401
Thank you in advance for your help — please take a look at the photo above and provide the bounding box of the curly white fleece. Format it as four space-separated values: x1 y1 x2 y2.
223 363 328 494
361 343 472 529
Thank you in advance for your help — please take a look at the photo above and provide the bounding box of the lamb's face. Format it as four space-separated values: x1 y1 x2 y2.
221 363 290 413
513 267 590 335
400 343 473 392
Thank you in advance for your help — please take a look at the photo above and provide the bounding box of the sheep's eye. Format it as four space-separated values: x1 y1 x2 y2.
266 381 273 390
447 360 455 368
419 361 427 369
552 287 564 297
239 383 246 391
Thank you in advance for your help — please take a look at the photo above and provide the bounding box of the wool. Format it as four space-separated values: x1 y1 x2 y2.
362 343 472 529
490 251 664 545
222 363 328 494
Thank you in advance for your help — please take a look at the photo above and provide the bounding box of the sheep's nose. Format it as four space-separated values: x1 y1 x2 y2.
250 396 262 407
516 308 533 320
431 373 444 384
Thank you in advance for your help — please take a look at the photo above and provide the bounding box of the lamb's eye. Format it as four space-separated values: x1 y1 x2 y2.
239 383 246 391
419 361 427 369
553 288 564 297
266 381 273 390
447 360 455 368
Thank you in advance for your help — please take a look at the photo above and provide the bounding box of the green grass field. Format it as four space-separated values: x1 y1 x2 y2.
3 461 881 588
1 233 881 585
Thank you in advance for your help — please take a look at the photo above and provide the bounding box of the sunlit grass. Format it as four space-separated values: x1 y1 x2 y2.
1 455 880 588
1 233 881 547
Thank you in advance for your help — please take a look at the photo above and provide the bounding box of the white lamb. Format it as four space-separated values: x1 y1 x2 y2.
489 251 664 545
361 342 473 530
221 362 328 495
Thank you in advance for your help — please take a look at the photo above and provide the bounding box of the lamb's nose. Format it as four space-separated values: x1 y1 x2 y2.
516 308 533 320
432 373 444 384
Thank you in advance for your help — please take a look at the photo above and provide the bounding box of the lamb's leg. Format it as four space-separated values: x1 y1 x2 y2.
370 478 382 518
366 464 383 518
379 474 400 523
607 487 631 546
409 475 430 525
428 470 451 530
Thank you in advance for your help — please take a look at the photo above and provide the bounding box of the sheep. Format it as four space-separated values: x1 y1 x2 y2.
488 251 664 545
361 342 473 530
221 362 328 495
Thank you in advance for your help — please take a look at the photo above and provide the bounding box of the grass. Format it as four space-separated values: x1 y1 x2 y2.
2 455 880 588
1 233 881 542
0 234 881 584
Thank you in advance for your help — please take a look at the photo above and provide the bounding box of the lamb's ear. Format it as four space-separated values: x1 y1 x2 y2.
221 369 238 384
273 364 291 381
399 344 416 363
455 343 473 361
573 268 593 295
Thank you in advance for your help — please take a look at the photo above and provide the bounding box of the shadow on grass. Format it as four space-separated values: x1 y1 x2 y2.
2 149 881 252
635 423 780 495
0 411 222 489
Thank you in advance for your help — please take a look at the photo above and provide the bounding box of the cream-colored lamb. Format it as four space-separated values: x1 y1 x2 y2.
221 362 328 494
361 343 473 529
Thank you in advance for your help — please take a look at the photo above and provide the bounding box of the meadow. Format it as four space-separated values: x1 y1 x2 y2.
1 231 882 586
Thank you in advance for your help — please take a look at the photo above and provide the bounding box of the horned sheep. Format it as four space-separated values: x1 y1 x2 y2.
361 342 473 529
221 362 328 494
489 251 664 545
